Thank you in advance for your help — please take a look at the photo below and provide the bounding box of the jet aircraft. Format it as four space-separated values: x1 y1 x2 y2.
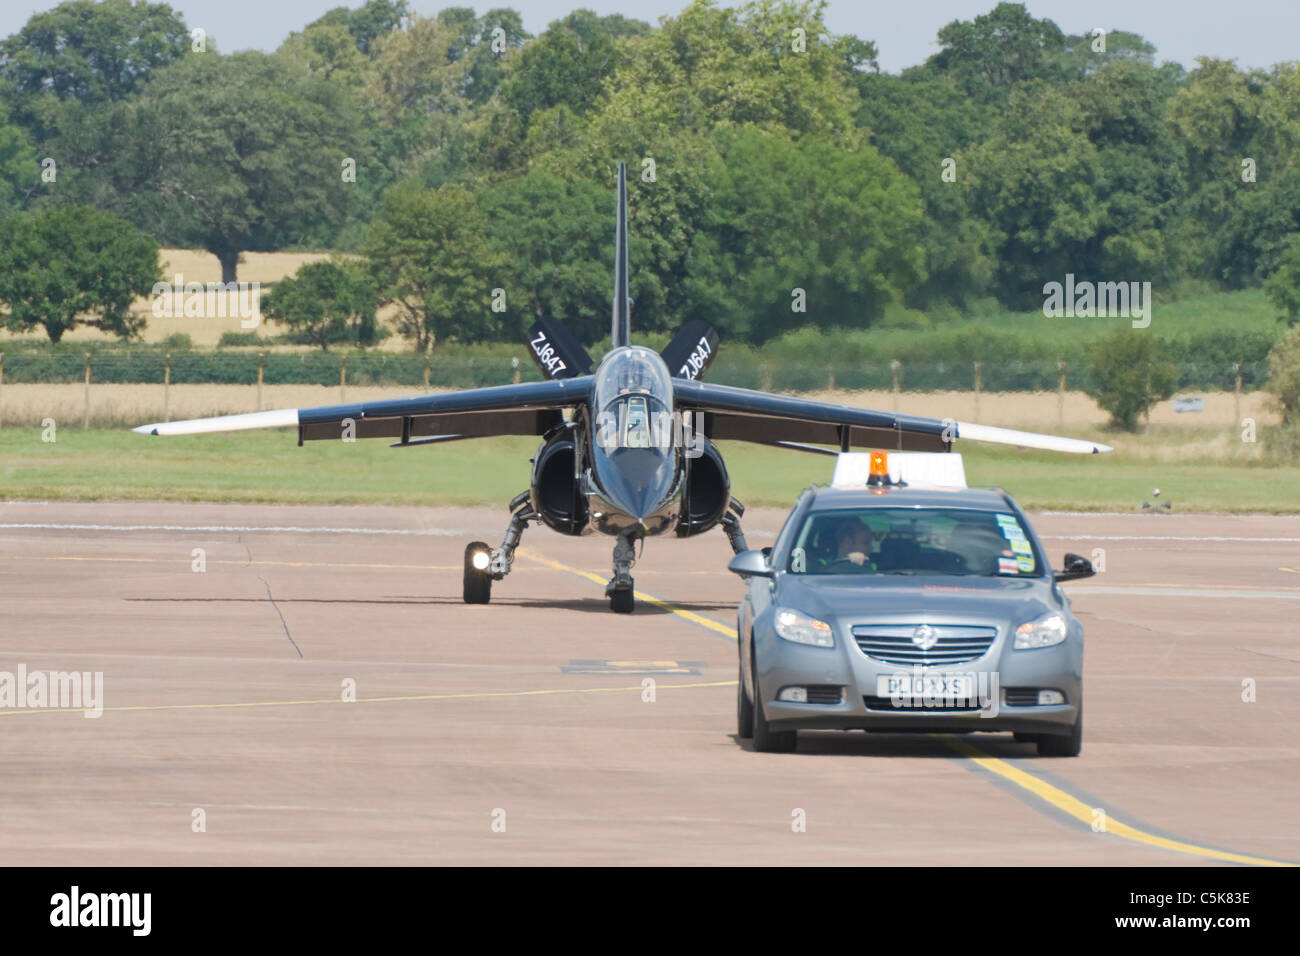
135 163 1111 613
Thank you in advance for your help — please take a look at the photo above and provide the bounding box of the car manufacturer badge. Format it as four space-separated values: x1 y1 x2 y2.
911 624 938 650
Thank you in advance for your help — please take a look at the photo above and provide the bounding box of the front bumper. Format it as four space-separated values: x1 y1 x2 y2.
755 624 1082 737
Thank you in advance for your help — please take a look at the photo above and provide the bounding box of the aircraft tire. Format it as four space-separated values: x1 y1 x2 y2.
463 542 493 604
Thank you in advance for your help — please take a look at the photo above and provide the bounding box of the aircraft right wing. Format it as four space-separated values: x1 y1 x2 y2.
673 379 1112 455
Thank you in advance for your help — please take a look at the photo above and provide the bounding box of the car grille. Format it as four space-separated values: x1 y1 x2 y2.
862 696 983 712
851 625 998 666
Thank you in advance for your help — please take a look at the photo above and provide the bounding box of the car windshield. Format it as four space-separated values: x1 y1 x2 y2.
786 507 1040 577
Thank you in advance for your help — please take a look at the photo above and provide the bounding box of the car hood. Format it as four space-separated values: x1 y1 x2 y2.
773 573 1056 625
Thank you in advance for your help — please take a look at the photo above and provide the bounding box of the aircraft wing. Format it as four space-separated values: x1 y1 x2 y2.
133 376 594 443
673 380 1112 455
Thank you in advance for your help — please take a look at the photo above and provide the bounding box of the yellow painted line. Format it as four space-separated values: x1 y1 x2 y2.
0 679 735 718
518 547 737 640
1281 568 1300 574
938 735 1295 867
0 555 458 571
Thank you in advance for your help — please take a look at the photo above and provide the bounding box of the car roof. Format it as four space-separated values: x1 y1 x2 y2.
803 484 1015 512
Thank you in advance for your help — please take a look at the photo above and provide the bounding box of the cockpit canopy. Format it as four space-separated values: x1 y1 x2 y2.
592 347 674 452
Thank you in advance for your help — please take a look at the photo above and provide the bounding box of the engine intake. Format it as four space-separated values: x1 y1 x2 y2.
530 428 589 536
676 437 730 537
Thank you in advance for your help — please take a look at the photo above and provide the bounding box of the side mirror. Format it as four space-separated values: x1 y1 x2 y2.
1053 552 1095 583
728 549 773 579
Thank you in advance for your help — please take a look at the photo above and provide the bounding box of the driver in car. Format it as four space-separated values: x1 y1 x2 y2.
833 518 875 569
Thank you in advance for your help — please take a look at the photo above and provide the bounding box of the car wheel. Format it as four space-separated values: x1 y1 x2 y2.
736 656 754 739
463 542 492 604
751 654 796 753
1037 708 1082 757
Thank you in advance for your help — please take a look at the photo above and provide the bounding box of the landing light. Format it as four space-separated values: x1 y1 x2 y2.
471 550 491 570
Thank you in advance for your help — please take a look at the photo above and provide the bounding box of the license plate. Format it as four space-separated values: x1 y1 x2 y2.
877 674 974 699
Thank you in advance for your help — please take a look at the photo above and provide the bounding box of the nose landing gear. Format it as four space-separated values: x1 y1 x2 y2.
605 527 641 613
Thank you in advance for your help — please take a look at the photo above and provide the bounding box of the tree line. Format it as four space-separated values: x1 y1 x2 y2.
0 0 1298 351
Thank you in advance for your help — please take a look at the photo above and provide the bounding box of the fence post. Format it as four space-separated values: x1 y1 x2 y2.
890 359 901 412
1057 360 1066 430
257 352 264 411
163 352 171 422
340 359 347 402
0 352 5 430
1234 361 1242 428
83 353 92 430
973 361 982 421
423 356 431 389
511 357 520 385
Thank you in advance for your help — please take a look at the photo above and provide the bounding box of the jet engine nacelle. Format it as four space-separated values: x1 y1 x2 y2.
675 437 730 538
530 427 589 536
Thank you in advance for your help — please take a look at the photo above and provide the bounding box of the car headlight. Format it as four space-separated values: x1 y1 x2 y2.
773 608 834 647
1014 612 1068 649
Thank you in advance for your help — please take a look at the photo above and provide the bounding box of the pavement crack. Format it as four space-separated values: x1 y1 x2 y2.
258 575 303 659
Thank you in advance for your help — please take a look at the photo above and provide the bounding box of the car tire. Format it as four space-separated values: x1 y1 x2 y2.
751 654 796 753
463 542 492 604
737 656 754 739
1037 708 1082 757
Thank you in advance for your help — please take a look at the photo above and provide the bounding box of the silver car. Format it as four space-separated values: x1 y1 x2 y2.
731 484 1094 755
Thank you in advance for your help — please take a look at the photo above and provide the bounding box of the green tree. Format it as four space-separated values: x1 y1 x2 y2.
500 10 649 126
0 205 160 342
92 51 361 282
0 0 189 104
963 82 1104 305
479 171 611 342
0 97 36 212
1266 323 1300 425
925 2 1067 105
307 0 408 56
363 183 507 351
1265 235 1300 326
1084 330 1176 430
689 128 925 341
263 259 380 350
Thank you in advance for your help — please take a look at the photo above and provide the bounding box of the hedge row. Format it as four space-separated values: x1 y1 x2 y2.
0 347 1269 393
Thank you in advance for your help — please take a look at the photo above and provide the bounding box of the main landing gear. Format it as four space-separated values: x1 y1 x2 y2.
721 497 748 555
463 490 536 605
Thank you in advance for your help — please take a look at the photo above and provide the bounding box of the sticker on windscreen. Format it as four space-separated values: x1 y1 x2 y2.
997 556 1020 575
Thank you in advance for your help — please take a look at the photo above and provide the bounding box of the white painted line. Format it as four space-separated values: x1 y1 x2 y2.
1040 511 1300 519
0 523 467 537
1071 586 1300 600
1042 534 1300 543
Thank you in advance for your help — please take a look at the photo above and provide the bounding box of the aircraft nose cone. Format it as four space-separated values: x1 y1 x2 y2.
596 447 675 525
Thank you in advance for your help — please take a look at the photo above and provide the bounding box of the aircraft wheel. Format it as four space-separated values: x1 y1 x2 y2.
463 542 493 604
609 587 635 614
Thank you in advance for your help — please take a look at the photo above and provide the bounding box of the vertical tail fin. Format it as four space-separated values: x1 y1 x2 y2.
611 161 630 349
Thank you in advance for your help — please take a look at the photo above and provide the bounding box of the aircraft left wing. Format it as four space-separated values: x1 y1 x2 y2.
673 379 1112 455
133 376 594 443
